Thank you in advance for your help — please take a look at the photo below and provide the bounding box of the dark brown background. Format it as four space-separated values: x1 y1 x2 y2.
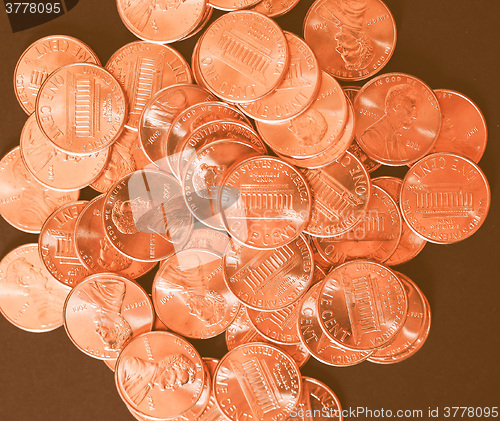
0 1 499 420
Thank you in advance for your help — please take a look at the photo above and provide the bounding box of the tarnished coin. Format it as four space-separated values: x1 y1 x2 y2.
301 151 370 237
153 249 240 339
318 260 408 351
183 140 261 229
219 156 311 249
177 120 266 178
106 41 192 130
139 84 216 168
213 343 302 421
304 0 396 81
198 11 289 103
369 271 430 363
372 176 426 265
298 283 372 366
0 243 71 332
35 63 127 155
354 73 441 166
288 377 342 421
74 195 157 278
14 35 100 115
64 273 154 360
39 201 91 288
116 0 207 44
208 0 260 11
20 114 109 191
313 185 402 266
103 170 193 261
0 147 80 234
224 235 313 310
400 153 490 244
115 331 205 419
256 71 347 158
430 89 488 163
239 32 321 122
182 226 230 256
248 0 300 18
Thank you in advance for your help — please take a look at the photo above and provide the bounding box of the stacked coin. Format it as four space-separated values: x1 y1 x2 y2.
0 0 492 419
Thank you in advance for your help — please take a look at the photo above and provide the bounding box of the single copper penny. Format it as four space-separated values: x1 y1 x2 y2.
74 195 157 278
183 140 261 230
400 153 490 244
430 89 488 163
223 235 313 310
198 11 289 103
139 84 216 169
90 128 152 193
213 343 302 421
304 0 396 81
354 73 441 166
219 156 311 249
64 273 154 359
256 71 347 158
14 35 100 115
208 0 260 11
239 32 321 122
0 147 80 234
314 185 402 266
106 41 192 130
372 176 426 265
248 0 300 18
298 283 372 366
39 201 92 288
348 139 381 173
302 151 370 237
36 63 127 155
182 226 230 256
20 114 109 191
0 243 71 332
288 377 342 421
177 120 266 178
117 0 207 44
153 249 240 339
115 331 205 419
318 260 408 351
103 170 194 261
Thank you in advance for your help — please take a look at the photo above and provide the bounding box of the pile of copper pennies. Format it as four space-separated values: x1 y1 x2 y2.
0 0 491 420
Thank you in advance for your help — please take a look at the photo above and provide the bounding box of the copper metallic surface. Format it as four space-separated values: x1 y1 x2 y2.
372 176 426 265
208 0 260 11
116 0 207 44
318 260 408 351
342 85 360 104
177 120 266 178
20 114 109 191
307 236 333 272
219 156 311 249
354 73 441 166
153 249 240 339
182 227 230 256
302 151 370 238
0 243 71 332
14 35 100 115
347 139 381 173
430 89 488 163
0 147 80 234
298 283 372 366
224 235 313 310
64 273 154 360
39 201 91 288
213 343 302 421
400 153 490 244
139 84 216 169
74 195 157 278
197 359 228 421
288 377 343 421
115 331 205 419
256 71 347 158
304 0 396 81
105 41 193 130
183 140 261 230
103 170 194 261
248 0 301 18
198 11 289 103
35 63 127 155
239 32 321 122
